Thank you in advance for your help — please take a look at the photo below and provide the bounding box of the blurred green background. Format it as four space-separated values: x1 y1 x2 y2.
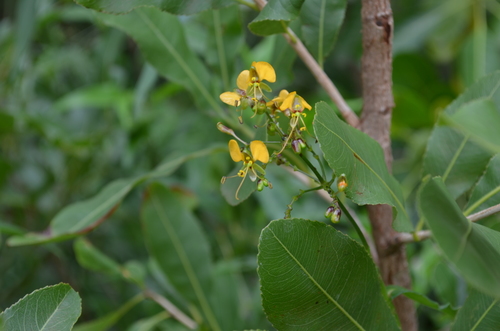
1 0 499 329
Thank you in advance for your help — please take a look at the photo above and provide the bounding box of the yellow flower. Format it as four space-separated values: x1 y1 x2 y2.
237 61 276 90
276 91 312 154
279 91 312 113
220 91 244 107
219 61 276 118
266 89 289 108
224 139 269 200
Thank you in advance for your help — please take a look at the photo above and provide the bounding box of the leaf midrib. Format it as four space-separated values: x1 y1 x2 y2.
470 298 499 331
268 227 366 331
316 118 408 219
135 9 221 113
151 193 221 331
38 289 72 330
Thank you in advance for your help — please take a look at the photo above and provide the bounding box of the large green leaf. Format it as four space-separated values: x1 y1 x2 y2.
300 0 346 66
313 101 411 232
466 154 500 214
423 71 500 198
451 288 500 331
95 7 221 112
75 0 232 16
7 146 224 246
419 177 500 299
443 98 500 154
141 183 221 331
248 0 305 36
258 219 400 330
72 294 144 331
0 284 81 331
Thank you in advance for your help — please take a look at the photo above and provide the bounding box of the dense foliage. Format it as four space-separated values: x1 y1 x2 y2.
1 0 500 330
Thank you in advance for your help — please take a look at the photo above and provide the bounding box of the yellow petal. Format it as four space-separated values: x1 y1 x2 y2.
229 140 243 162
278 89 289 100
298 95 312 110
237 70 250 90
220 92 241 107
250 140 269 164
253 61 276 83
279 91 296 111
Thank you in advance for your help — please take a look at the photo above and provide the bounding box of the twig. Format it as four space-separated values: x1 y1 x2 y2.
396 202 500 244
144 289 197 330
253 0 360 128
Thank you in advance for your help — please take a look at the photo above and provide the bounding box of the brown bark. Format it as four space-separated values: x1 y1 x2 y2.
360 0 417 330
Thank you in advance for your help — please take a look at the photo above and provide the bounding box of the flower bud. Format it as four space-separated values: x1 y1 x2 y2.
217 122 234 135
240 97 249 110
324 206 335 219
337 174 348 192
331 208 341 223
291 139 302 154
256 99 267 114
257 179 265 191
267 122 276 136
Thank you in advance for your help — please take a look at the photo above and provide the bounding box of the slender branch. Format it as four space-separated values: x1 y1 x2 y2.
469 203 500 222
144 289 198 330
253 0 360 128
396 202 500 244
284 167 379 263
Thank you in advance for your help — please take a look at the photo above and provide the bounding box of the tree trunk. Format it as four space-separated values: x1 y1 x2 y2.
360 0 417 330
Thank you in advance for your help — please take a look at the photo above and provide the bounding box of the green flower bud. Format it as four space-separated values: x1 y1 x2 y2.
217 122 235 135
325 206 335 219
257 179 265 191
331 208 341 223
291 139 302 154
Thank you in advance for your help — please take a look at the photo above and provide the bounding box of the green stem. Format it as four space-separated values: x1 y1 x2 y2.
285 186 323 218
338 200 370 252
300 153 324 184
464 185 500 216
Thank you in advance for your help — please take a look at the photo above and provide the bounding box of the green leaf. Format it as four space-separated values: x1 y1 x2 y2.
96 7 221 113
7 145 224 246
313 101 411 232
209 262 243 331
127 312 170 331
221 166 257 206
141 183 221 331
300 0 346 66
465 154 500 215
0 283 81 331
387 285 457 315
258 219 400 330
73 237 123 277
443 98 500 154
248 0 305 36
73 294 144 331
419 177 500 299
423 71 500 198
75 0 233 16
451 288 500 331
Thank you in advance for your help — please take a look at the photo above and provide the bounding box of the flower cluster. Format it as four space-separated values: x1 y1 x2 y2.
218 61 313 200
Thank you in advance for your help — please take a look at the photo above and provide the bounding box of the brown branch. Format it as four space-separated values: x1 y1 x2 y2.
359 0 417 330
253 0 360 128
395 202 500 244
